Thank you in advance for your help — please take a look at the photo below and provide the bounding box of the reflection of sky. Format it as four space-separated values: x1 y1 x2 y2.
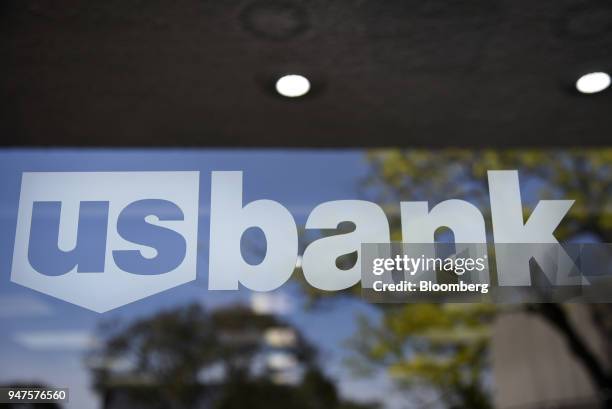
0 149 394 409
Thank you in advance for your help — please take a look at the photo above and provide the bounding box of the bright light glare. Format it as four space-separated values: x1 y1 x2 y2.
575 72 610 94
275 74 310 98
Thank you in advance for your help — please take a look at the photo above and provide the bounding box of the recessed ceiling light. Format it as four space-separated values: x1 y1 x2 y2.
275 74 310 98
575 72 610 94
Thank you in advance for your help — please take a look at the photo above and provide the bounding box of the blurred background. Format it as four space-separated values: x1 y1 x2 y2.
0 1 611 409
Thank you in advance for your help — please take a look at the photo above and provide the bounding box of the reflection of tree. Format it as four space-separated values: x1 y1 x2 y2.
348 149 612 408
365 150 611 241
348 304 495 409
215 369 376 409
89 303 376 409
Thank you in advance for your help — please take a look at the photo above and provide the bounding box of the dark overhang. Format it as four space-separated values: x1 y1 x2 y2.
1 0 611 148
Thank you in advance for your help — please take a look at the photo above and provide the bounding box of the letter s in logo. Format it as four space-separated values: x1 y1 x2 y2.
113 199 187 275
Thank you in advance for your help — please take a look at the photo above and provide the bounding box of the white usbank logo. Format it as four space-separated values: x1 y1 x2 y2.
11 170 575 312
11 172 200 312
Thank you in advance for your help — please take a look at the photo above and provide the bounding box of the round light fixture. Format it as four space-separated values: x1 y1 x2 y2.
575 72 610 94
275 74 310 98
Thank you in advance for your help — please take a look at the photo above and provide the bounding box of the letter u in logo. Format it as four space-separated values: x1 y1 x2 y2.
28 201 109 276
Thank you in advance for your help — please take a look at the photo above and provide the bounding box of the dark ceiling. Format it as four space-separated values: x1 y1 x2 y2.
1 0 611 148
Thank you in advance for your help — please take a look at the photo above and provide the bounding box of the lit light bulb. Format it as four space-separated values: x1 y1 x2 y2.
275 74 310 98
575 72 610 94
